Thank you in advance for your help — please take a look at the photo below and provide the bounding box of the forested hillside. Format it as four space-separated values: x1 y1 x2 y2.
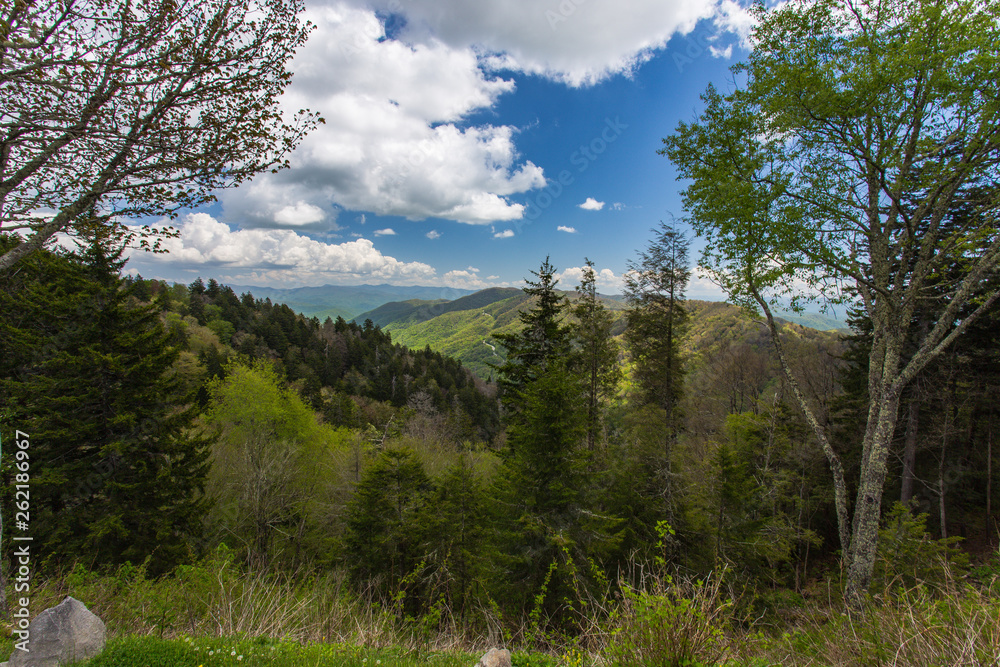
0 234 499 574
366 286 841 382
0 233 996 652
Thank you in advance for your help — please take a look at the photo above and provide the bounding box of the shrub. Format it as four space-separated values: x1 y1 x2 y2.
604 573 732 667
874 502 968 593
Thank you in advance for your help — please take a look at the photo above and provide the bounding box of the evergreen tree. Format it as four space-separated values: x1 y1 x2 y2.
342 448 432 610
623 221 691 516
492 257 571 414
571 259 622 451
425 457 489 622
0 235 211 573
490 258 619 623
188 277 207 324
490 362 595 618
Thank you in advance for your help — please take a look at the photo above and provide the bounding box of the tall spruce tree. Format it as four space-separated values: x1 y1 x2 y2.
490 258 619 623
492 257 571 414
0 234 210 573
571 259 622 451
623 222 691 515
341 448 432 610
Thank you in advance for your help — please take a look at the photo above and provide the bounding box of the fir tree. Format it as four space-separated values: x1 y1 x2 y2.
490 258 619 623
0 234 211 573
571 258 622 451
623 221 691 516
492 257 571 415
342 448 432 608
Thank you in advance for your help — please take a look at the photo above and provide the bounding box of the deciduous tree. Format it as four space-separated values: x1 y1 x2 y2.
0 0 321 271
662 0 1000 604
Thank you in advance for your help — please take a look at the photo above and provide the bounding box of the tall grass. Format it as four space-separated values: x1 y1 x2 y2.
13 548 1000 667
735 574 1000 666
23 548 500 652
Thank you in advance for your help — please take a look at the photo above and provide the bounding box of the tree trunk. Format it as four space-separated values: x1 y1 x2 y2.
845 383 902 606
988 407 994 544
938 402 950 540
900 386 919 505
754 291 852 557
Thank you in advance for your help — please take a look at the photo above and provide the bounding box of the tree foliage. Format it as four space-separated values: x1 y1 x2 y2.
622 221 691 523
0 234 210 573
624 221 690 424
203 359 342 568
342 447 433 608
492 257 571 413
661 0 1000 603
0 0 322 271
491 258 620 622
571 259 621 450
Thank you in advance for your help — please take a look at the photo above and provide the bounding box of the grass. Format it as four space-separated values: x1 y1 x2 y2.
6 549 999 667
71 636 479 667
740 582 1000 666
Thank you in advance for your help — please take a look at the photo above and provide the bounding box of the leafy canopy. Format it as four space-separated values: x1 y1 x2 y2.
0 0 322 271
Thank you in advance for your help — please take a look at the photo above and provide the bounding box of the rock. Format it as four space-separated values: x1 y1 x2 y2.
475 648 511 667
6 597 106 667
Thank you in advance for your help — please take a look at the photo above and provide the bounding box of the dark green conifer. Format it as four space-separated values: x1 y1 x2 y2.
342 448 432 607
0 235 210 573
491 257 571 414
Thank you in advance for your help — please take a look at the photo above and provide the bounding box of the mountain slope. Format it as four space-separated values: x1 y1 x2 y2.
383 291 535 378
382 292 844 380
356 287 522 328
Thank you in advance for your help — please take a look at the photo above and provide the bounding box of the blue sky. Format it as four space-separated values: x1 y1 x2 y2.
124 0 757 299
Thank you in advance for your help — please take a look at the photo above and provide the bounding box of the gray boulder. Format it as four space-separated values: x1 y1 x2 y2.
5 597 106 667
475 648 511 667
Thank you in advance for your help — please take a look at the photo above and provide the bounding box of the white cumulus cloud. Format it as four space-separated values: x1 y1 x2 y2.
557 225 577 233
355 0 728 86
374 228 396 236
493 229 515 239
579 198 605 211
426 230 441 239
225 3 546 229
126 213 437 286
273 202 327 226
211 0 754 230
558 265 624 292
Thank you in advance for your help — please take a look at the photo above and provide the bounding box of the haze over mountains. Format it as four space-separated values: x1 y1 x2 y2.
226 283 476 322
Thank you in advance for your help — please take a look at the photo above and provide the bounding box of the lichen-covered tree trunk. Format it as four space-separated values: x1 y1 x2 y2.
846 382 903 604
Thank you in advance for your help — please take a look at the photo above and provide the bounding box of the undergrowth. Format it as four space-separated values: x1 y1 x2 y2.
5 536 999 667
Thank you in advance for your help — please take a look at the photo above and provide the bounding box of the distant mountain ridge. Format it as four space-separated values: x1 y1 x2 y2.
356 291 847 379
231 283 848 379
225 283 476 322
357 287 523 328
